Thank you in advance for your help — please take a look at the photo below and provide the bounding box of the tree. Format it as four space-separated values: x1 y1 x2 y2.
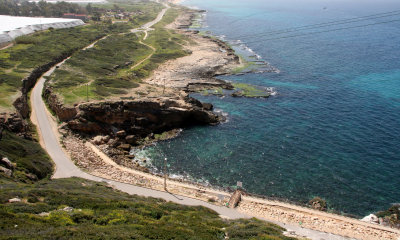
86 3 93 14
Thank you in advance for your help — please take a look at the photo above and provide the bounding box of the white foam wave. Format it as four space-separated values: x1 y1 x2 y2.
130 147 153 167
266 87 278 96
214 108 229 123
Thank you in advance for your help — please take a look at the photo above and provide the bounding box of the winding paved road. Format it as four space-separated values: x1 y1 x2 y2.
29 5 353 240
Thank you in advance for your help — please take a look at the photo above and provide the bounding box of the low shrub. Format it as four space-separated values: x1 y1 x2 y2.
0 178 293 239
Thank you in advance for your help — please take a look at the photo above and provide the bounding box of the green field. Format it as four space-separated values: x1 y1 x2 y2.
48 33 153 105
0 25 106 111
0 0 166 112
48 6 192 106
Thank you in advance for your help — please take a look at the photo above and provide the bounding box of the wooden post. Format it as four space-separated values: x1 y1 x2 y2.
228 190 242 208
163 78 165 95
86 84 89 102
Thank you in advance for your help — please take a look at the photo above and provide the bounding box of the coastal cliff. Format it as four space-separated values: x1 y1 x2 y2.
43 85 221 140
69 98 219 136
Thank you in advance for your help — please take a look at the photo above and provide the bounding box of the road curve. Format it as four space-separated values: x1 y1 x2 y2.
29 5 352 240
29 63 251 220
30 69 352 240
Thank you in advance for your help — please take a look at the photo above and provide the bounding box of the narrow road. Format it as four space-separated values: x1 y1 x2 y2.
130 3 171 69
29 5 354 240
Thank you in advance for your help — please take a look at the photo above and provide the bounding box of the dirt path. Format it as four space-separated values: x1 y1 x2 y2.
130 41 155 70
0 43 13 50
130 3 170 69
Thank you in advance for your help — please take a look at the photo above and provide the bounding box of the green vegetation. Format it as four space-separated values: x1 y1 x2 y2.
0 178 296 239
0 0 86 17
49 33 152 105
201 87 224 96
0 0 170 111
0 130 52 182
226 218 296 240
376 205 400 228
232 58 255 74
134 7 191 78
98 1 163 24
232 83 271 98
0 25 107 110
49 6 192 106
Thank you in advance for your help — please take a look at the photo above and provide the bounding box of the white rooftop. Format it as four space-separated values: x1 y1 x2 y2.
0 15 81 33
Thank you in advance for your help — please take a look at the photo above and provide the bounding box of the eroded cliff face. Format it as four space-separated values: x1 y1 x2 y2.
42 87 77 122
67 97 219 137
43 85 221 142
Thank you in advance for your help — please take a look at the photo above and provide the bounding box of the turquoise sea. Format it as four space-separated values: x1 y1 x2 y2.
141 0 400 216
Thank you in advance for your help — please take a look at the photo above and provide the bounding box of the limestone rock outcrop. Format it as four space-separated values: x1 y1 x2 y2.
66 97 221 138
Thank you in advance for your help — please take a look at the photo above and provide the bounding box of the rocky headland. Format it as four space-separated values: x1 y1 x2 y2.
39 7 248 167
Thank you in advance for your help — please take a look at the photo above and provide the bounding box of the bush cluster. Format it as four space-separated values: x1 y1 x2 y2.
0 178 294 239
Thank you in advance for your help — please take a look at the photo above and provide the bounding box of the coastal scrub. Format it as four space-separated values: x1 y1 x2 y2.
0 178 296 240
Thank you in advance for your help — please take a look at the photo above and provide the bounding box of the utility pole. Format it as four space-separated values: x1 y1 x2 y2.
163 78 165 95
163 157 167 191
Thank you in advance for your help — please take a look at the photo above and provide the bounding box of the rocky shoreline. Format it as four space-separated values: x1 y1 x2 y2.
40 7 248 169
5 4 399 239
145 10 242 91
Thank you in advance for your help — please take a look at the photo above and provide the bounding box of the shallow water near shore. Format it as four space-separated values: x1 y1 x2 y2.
144 0 400 216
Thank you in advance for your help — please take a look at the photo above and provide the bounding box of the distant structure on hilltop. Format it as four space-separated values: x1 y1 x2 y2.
62 13 88 22
0 16 84 48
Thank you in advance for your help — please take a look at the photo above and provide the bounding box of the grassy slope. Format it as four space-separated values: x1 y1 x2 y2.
48 6 191 106
49 33 153 105
135 7 190 78
0 25 108 111
0 130 52 182
0 177 296 240
0 0 163 111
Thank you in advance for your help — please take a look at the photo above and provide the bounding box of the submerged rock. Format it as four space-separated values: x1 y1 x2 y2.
308 197 327 211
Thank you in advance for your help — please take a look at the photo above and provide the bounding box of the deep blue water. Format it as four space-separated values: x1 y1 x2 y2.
140 0 400 216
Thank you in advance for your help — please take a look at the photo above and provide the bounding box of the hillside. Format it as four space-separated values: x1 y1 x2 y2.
0 171 296 239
